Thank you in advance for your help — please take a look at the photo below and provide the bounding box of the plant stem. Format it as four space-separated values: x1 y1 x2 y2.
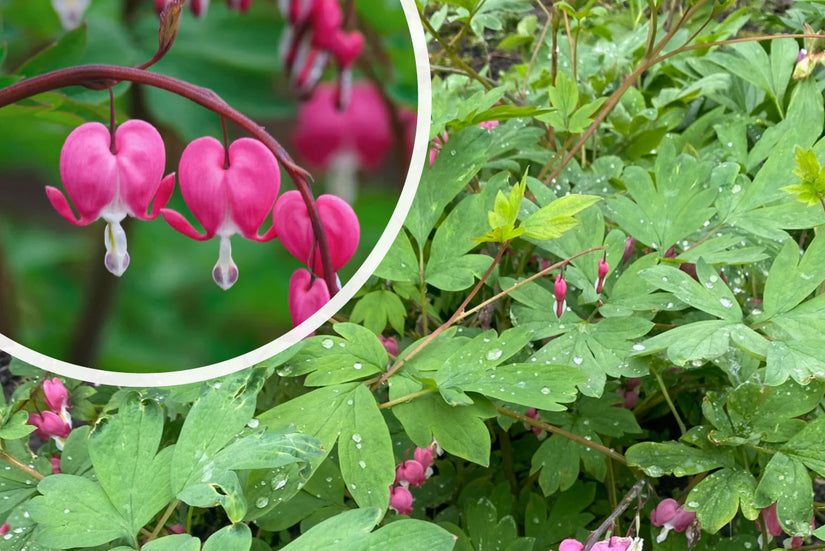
456 246 603 322
583 478 647 550
146 500 181 541
497 405 627 465
0 64 337 294
373 242 511 388
418 8 496 92
653 367 687 436
378 388 436 409
541 0 711 187
0 446 44 481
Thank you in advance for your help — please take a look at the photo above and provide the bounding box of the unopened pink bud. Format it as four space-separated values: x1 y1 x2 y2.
169 524 186 534
51 455 61 474
288 269 331 334
622 236 636 266
0 523 8 535
554 274 567 318
379 336 399 357
478 120 499 131
389 485 414 515
596 258 609 293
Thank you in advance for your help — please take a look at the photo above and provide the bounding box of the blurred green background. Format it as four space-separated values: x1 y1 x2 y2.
0 0 418 372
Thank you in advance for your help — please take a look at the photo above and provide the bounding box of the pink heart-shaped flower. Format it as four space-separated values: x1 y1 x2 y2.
47 120 175 276
330 30 364 68
288 268 331 333
161 136 280 289
272 190 359 275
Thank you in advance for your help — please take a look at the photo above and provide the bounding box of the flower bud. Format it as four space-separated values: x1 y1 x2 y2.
413 447 434 471
622 236 636 266
554 274 567 318
596 258 609 294
51 455 61 474
379 336 399 357
559 539 584 551
288 269 331 334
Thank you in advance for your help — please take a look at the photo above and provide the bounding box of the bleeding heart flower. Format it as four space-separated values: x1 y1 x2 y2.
292 82 392 203
272 190 359 278
389 485 414 515
330 30 364 68
394 460 426 487
28 411 72 449
46 120 175 277
652 498 696 542
288 268 331 332
161 136 280 290
43 378 70 417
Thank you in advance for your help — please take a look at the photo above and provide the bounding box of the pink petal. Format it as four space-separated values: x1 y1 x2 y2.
225 138 280 240
288 268 331 332
59 122 117 221
115 120 166 218
144 172 177 220
273 190 359 273
292 82 392 169
177 136 229 237
43 378 70 413
45 186 90 225
160 208 212 241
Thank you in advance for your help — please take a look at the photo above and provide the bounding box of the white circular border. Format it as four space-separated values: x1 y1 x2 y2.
0 0 431 387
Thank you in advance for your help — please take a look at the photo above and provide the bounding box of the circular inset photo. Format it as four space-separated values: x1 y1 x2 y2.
0 0 429 381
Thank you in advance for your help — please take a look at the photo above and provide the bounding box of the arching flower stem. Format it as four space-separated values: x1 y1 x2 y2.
0 64 338 294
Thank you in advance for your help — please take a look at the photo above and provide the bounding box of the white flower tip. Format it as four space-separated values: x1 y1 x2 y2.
104 251 130 277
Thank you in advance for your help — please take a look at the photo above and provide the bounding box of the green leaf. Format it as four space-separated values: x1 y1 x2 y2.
15 24 87 77
684 468 758 533
202 523 253 551
625 441 730 477
755 452 813 537
29 474 131 548
0 456 39 516
0 410 35 440
520 316 653 397
406 127 492 247
171 369 267 493
248 385 356 522
391 376 493 466
633 321 765 366
211 430 323 473
373 230 419 283
338 385 395 510
426 175 502 290
521 195 601 241
761 234 825 319
350 291 406 335
638 260 742 321
605 144 716 250
280 507 456 551
143 534 201 551
765 339 825 386
530 436 580 495
178 471 247 523
280 507 380 550
547 71 579 118
280 323 387 385
88 392 173 534
781 415 825 478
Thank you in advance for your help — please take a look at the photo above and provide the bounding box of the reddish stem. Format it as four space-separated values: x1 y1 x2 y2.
0 64 338 294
